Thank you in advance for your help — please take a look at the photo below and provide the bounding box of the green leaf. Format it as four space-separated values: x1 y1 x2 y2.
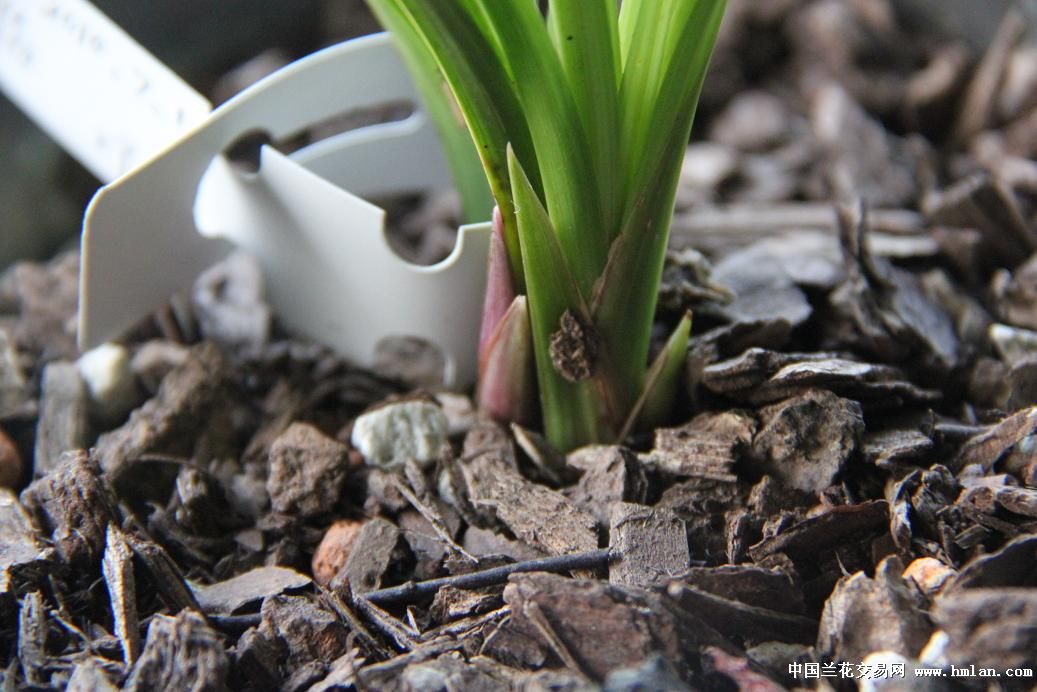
619 311 691 439
370 3 492 223
365 0 537 286
508 146 604 450
475 0 609 295
595 0 727 415
547 0 622 230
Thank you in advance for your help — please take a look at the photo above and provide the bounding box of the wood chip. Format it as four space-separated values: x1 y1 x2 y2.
334 517 402 596
932 588 1037 671
102 525 140 666
193 566 311 614
566 446 648 528
266 422 351 518
609 503 690 588
752 389 863 493
95 343 232 480
20 450 116 567
817 556 931 663
462 455 597 559
123 611 229 692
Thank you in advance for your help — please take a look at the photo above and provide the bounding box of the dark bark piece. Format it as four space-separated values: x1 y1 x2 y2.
943 534 1037 593
267 422 351 518
708 245 813 330
831 203 960 371
749 500 889 563
335 517 402 596
609 503 690 589
642 411 753 482
124 610 230 692
429 585 502 624
502 572 732 682
750 359 940 407
461 525 545 563
932 588 1037 672
5 252 80 361
925 173 1037 268
231 627 283 691
397 510 451 581
462 454 598 559
123 532 202 614
812 83 917 207
566 446 648 528
752 390 863 494
102 525 140 666
259 595 352 673
961 485 1037 520
95 342 232 480
20 450 116 567
667 582 817 644
680 565 806 616
33 361 88 480
863 429 934 469
816 556 932 663
307 650 362 692
952 10 1027 143
193 566 311 614
991 252 1037 332
956 406 1037 472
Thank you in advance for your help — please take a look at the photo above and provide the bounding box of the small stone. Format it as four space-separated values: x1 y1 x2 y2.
434 392 477 437
267 423 351 518
350 401 448 470
903 558 955 598
77 343 141 424
311 519 364 587
0 426 23 488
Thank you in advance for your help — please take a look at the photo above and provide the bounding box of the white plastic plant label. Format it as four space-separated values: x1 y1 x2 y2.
0 0 492 386
0 0 211 181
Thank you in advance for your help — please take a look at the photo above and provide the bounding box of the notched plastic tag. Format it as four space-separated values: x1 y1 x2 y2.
0 0 491 386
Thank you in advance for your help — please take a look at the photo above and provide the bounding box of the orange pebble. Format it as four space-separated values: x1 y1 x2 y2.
311 519 365 586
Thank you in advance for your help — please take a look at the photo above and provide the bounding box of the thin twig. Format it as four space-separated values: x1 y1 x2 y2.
360 548 614 607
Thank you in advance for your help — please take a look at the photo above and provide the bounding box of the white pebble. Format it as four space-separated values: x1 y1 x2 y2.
351 401 448 469
76 343 140 423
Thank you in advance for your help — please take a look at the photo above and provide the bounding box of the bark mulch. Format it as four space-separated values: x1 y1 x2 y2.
2 0 1037 690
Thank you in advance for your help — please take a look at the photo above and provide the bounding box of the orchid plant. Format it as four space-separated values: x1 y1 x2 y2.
366 0 727 451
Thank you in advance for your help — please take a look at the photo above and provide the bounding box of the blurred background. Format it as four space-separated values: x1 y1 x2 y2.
0 0 1035 268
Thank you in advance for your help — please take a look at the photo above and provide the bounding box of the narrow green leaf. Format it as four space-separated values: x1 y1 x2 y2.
365 0 537 286
619 311 691 439
508 146 603 450
475 0 609 295
595 0 727 415
547 0 622 231
368 1 492 223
